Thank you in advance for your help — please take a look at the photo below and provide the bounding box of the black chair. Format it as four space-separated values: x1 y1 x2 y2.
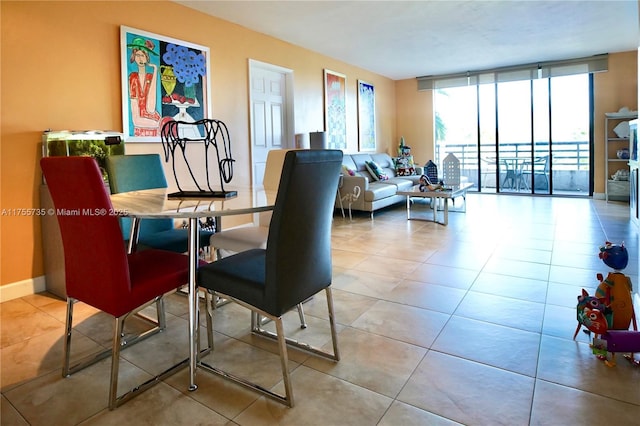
197 149 343 407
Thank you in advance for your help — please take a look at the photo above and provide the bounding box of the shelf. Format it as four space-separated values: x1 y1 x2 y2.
605 114 635 202
605 112 637 119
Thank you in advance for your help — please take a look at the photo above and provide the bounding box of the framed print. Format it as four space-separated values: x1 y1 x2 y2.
323 69 347 150
357 80 376 151
121 26 212 142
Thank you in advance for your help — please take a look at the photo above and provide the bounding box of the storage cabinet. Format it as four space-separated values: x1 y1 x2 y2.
605 112 636 202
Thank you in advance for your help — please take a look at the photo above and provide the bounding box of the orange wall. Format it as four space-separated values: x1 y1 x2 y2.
594 51 638 193
394 51 638 193
0 0 396 287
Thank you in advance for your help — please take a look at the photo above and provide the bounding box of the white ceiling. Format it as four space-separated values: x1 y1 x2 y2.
175 0 639 81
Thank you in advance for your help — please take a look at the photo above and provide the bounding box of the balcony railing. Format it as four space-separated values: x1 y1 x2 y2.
434 140 590 193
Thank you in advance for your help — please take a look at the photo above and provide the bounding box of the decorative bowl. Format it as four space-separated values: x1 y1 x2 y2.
617 149 630 159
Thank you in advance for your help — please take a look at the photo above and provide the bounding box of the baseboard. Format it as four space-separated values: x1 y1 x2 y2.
593 192 605 200
0 276 46 303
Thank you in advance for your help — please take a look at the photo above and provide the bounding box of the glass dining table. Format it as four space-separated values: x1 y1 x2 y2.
110 186 276 391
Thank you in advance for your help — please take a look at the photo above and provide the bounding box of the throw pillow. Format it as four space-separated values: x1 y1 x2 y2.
342 164 356 176
365 160 389 181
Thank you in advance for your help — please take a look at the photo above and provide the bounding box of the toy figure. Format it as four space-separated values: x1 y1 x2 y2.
595 242 636 331
573 241 639 366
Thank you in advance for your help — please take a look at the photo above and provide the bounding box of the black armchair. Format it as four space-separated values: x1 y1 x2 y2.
197 149 343 407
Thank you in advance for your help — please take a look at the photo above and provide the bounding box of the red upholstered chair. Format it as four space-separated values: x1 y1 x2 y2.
40 156 195 410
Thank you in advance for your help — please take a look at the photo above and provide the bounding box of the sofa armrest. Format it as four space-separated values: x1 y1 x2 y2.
337 175 368 210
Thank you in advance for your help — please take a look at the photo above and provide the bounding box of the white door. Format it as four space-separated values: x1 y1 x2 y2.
249 60 294 187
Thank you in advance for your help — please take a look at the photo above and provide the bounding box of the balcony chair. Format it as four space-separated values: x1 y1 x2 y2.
40 156 204 409
208 149 307 327
105 154 213 254
197 150 343 407
521 155 550 191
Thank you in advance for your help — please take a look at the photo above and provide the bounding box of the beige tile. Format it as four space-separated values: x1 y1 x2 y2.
2 196 639 424
455 291 545 333
411 263 479 289
301 288 378 326
492 245 552 264
119 316 192 376
1 299 63 348
548 264 602 286
165 366 260 420
1 394 28 425
378 400 463 426
398 351 534 426
351 300 449 348
537 335 640 405
198 337 301 391
1 327 102 392
432 315 540 376
304 327 427 397
331 248 370 268
541 304 592 343
332 269 401 299
530 379 640 425
471 271 548 303
383 279 467 314
3 358 152 425
425 243 492 271
82 382 229 425
482 257 550 281
546 281 598 308
233 366 392 425
350 254 421 279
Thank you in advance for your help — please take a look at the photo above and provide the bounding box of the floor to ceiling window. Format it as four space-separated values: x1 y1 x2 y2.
433 67 594 196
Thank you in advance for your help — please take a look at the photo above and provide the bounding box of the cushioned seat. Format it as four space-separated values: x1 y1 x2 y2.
106 154 213 253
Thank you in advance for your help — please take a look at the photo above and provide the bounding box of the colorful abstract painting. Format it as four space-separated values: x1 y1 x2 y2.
121 26 211 142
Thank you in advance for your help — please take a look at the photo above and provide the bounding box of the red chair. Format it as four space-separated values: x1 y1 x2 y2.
40 156 196 409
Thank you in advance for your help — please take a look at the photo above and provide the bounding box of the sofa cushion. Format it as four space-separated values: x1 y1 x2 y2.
365 160 389 181
386 177 414 191
363 182 397 202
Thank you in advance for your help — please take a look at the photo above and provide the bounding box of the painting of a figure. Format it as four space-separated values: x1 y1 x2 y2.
121 26 211 142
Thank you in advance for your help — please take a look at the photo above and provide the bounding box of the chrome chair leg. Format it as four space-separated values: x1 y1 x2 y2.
108 316 126 409
63 295 190 410
200 288 339 407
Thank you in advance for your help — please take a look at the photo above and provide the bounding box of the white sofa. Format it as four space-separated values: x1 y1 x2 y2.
337 152 422 217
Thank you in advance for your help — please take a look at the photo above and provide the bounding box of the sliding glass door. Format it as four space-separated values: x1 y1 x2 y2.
434 73 591 196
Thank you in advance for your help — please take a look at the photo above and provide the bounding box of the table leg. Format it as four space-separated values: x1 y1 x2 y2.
433 198 438 223
443 198 449 225
406 196 411 220
188 217 200 391
127 217 141 254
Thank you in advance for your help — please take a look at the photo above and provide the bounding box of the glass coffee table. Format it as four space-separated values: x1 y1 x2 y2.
396 182 473 225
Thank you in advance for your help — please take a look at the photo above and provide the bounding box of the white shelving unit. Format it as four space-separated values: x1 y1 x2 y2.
605 112 637 202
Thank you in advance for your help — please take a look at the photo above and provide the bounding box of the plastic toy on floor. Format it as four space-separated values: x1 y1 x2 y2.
573 241 638 367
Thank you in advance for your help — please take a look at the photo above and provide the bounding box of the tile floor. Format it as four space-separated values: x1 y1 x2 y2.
2 194 640 425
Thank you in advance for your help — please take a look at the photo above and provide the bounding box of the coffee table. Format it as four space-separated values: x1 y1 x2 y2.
397 182 473 225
